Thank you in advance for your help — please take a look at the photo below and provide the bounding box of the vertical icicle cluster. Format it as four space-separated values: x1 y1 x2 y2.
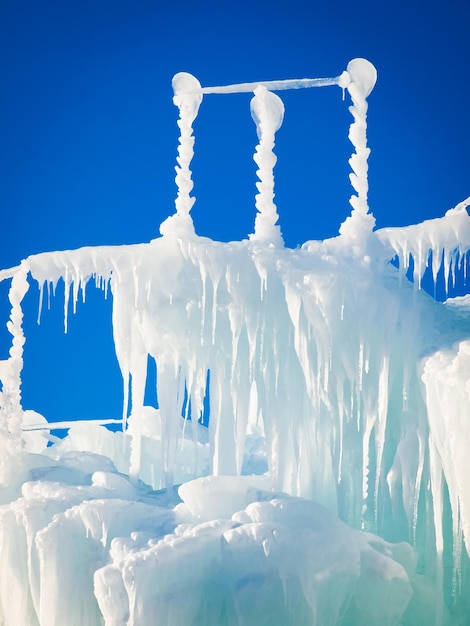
159 72 202 238
249 87 284 246
339 58 377 245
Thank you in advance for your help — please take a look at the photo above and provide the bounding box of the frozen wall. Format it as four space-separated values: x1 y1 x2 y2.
1 59 470 625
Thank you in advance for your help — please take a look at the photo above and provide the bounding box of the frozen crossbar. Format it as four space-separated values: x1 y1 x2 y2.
200 73 350 94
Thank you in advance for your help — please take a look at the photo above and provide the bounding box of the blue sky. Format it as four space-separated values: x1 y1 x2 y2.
1 0 470 423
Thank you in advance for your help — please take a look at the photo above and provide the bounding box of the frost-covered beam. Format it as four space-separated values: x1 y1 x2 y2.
200 73 350 94
22 418 122 431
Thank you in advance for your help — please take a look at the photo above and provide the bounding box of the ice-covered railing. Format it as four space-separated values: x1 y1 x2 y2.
161 58 377 245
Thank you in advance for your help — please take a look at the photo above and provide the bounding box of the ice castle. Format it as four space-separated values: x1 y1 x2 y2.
1 58 470 625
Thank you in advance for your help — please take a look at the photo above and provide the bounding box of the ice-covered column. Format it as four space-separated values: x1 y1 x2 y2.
0 262 29 449
160 72 203 238
339 58 377 244
249 87 285 246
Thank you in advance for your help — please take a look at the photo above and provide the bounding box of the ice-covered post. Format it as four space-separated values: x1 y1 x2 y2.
249 87 285 246
0 263 29 452
339 58 378 245
160 72 203 237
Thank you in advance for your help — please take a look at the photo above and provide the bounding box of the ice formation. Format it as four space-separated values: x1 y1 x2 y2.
1 58 470 625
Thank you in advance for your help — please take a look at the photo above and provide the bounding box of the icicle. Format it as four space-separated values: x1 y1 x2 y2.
429 441 445 621
128 360 147 482
443 248 451 296
432 247 443 288
374 354 389 525
211 279 219 345
336 379 345 484
412 430 425 543
71 274 79 314
37 281 44 324
63 274 71 334
47 280 52 310
80 277 87 304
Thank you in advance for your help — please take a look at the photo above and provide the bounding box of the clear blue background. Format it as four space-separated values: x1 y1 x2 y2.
1 0 469 423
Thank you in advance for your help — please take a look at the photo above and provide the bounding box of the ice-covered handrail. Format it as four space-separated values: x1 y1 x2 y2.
199 72 351 94
22 418 122 431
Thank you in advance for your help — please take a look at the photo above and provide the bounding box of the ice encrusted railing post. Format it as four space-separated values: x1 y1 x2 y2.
249 87 285 246
0 263 29 457
339 58 377 248
159 72 203 238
